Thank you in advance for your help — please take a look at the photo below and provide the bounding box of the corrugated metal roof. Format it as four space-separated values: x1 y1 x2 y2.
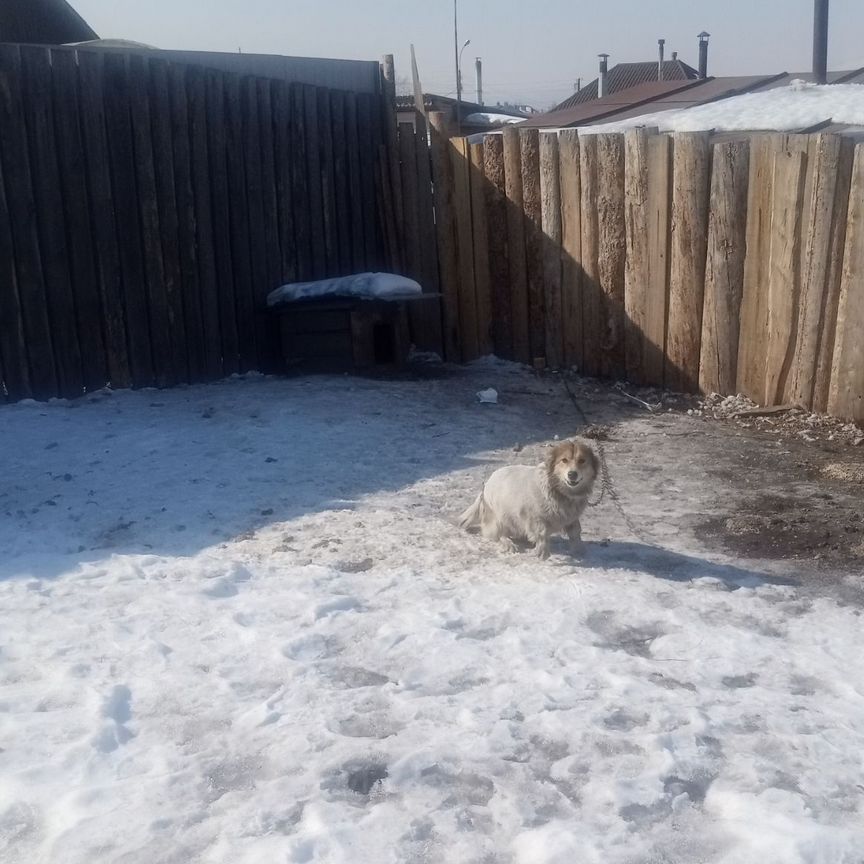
0 0 98 44
554 59 699 111
524 79 708 129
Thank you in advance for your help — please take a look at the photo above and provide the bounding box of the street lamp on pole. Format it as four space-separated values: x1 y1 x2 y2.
454 0 470 135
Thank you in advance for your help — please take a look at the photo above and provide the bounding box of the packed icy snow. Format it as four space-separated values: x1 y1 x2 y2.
1 363 862 863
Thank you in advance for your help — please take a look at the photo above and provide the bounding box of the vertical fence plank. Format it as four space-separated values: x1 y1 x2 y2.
699 139 750 395
503 126 530 364
290 83 313 280
225 74 256 372
330 90 352 274
168 63 206 382
78 51 130 388
242 76 270 370
789 134 853 408
764 137 808 405
317 87 339 275
624 128 652 384
205 68 240 375
52 49 107 392
21 46 83 398
128 53 174 388
520 128 545 364
302 84 326 278
272 81 297 285
596 134 626 381
737 134 780 402
813 139 855 413
414 116 440 295
451 136 478 360
380 55 404 262
344 94 366 272
579 134 602 378
540 132 563 368
666 132 711 393
484 134 512 358
356 94 380 270
828 143 864 422
148 57 188 384
470 141 493 356
399 123 422 281
0 154 30 399
257 78 283 371
428 111 460 361
558 129 582 371
188 65 223 378
104 52 154 387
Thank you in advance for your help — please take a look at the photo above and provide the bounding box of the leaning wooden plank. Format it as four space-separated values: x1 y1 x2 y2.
484 133 512 358
399 122 422 281
579 134 602 378
205 68 240 375
428 111 461 361
503 126 530 364
380 55 404 258
666 131 711 393
451 136 479 361
51 49 108 393
470 141 494 356
0 153 30 399
558 129 582 371
827 142 864 422
737 134 782 401
103 52 154 387
187 64 223 378
623 127 652 385
699 138 750 395
643 134 672 387
813 137 855 413
596 132 626 381
764 136 807 405
540 132 563 368
168 62 206 382
520 128 545 364
21 46 83 398
414 113 440 295
789 134 852 408
148 57 188 384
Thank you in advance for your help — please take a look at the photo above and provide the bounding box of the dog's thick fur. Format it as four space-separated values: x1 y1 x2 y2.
458 439 599 559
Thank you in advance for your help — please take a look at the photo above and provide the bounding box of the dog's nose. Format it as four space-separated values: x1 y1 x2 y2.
567 470 580 482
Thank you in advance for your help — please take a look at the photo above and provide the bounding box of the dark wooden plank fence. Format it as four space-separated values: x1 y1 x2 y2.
0 45 391 401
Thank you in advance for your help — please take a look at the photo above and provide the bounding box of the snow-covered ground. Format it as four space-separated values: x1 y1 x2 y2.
581 80 864 134
2 362 863 864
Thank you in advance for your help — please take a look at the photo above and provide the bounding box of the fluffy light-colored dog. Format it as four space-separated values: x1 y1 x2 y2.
459 439 599 559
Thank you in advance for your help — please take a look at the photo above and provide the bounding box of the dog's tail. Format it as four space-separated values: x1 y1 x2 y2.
458 491 485 531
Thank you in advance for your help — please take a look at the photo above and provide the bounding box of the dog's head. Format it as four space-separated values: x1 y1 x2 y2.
545 439 599 496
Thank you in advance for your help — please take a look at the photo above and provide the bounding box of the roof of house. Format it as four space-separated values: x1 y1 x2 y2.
0 0 97 45
553 59 700 111
524 79 707 129
396 93 527 118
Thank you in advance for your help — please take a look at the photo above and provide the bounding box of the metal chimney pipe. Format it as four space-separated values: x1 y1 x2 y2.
475 57 483 104
574 77 581 92
658 39 665 81
598 53 609 98
698 31 710 78
813 0 829 84
672 51 678 60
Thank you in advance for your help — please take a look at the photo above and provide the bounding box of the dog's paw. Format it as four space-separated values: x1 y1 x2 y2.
499 537 519 554
534 543 551 560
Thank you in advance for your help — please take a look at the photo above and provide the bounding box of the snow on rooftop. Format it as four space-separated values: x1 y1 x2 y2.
580 81 864 134
267 272 422 306
463 112 526 127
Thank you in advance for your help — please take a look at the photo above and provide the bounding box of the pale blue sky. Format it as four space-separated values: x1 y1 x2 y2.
73 0 864 109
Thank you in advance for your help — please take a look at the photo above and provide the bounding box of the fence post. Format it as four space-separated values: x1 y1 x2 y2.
699 138 750 395
470 141 493 356
380 54 404 269
828 142 864 422
503 126 530 364
540 132 563 368
666 131 711 393
520 128 545 365
428 111 461 361
451 136 478 360
558 129 582 372
483 133 512 358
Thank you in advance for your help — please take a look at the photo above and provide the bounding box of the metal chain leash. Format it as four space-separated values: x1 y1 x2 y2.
560 374 645 541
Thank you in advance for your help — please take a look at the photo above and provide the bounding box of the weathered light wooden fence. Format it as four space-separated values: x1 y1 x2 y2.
423 123 864 423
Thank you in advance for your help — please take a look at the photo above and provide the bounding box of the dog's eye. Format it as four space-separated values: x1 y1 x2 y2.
577 457 586 465
561 458 569 464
